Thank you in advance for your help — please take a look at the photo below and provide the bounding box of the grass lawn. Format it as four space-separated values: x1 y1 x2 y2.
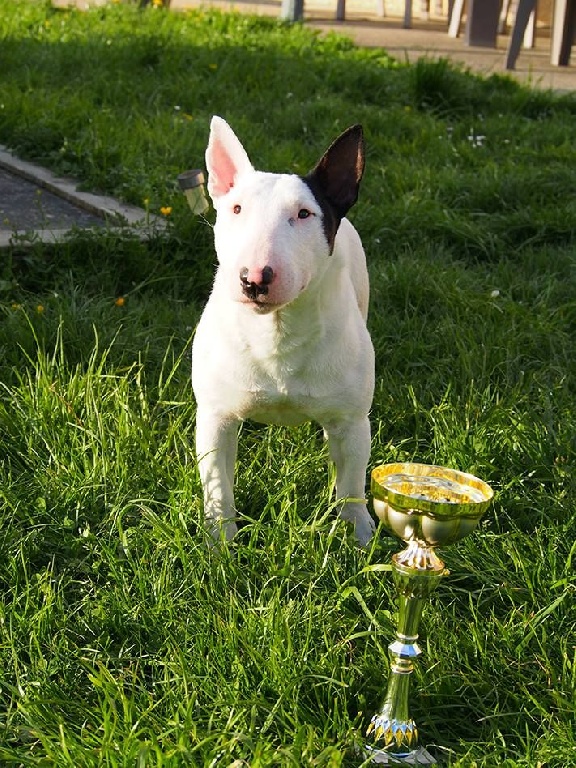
0 1 575 765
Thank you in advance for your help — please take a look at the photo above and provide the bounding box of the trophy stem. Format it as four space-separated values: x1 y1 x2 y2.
365 540 447 765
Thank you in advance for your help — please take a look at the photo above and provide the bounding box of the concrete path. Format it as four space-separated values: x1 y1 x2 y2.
0 166 103 235
0 146 164 249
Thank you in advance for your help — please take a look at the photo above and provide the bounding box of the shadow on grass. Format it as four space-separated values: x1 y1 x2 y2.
0 4 575 294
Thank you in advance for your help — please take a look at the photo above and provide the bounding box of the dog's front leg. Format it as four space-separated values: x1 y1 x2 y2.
195 405 240 542
324 416 375 547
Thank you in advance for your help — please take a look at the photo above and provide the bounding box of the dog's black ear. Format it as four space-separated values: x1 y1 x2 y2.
305 125 365 221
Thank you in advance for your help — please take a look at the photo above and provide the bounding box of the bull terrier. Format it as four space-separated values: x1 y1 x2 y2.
192 116 375 546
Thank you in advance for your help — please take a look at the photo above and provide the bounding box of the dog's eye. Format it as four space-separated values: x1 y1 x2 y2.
298 209 311 219
233 204 242 214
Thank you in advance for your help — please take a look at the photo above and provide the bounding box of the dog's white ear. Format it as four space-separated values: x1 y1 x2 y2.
205 116 255 201
306 125 365 220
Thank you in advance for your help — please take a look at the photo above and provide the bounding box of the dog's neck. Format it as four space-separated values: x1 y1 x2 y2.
241 260 341 342
243 295 324 349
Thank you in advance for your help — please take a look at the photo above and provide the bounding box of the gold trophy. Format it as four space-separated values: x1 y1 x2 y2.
365 463 494 765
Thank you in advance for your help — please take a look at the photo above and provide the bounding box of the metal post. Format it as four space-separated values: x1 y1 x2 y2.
279 0 304 22
465 0 500 47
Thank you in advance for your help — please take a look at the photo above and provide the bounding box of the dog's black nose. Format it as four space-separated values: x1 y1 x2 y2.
261 266 274 285
240 266 274 300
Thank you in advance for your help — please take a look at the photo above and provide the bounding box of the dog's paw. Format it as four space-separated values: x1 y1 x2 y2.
205 516 239 544
354 514 376 548
339 503 375 547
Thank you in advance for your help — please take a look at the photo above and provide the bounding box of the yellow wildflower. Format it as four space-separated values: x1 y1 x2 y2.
160 206 172 217
115 297 125 307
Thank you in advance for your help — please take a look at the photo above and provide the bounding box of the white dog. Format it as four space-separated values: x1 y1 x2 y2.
192 116 375 546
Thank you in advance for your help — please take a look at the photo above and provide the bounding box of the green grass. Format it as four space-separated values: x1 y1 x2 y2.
0 1 575 765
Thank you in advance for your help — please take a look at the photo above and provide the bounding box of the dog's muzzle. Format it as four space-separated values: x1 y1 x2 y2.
240 266 274 301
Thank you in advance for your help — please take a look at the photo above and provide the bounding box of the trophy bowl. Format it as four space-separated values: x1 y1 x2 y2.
365 463 494 764
371 462 494 548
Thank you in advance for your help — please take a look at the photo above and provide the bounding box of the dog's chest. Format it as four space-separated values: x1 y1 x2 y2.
245 398 311 427
238 349 320 426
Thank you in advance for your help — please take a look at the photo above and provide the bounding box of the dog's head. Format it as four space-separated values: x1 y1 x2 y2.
205 116 365 313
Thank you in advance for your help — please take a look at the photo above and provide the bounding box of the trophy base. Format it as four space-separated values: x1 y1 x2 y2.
364 746 436 765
